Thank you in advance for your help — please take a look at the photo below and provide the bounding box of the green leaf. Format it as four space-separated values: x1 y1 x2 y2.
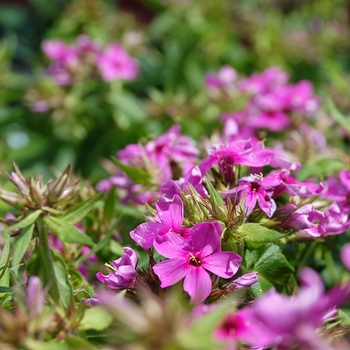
2 209 42 234
52 251 74 309
80 307 113 331
327 97 350 133
25 339 68 350
298 158 347 181
103 187 115 222
44 216 94 246
111 156 151 185
250 243 294 286
237 223 283 244
0 286 12 293
249 275 274 297
204 177 225 206
60 192 104 225
0 235 11 289
65 335 98 350
12 223 34 276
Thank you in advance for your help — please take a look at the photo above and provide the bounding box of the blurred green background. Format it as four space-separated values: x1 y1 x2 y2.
0 0 349 180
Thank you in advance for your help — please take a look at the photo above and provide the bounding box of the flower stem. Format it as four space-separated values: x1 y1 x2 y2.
37 218 61 305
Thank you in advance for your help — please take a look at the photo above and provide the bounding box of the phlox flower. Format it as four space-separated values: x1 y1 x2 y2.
153 221 242 304
199 139 273 184
96 43 139 81
222 174 276 218
159 166 208 199
130 194 189 249
235 268 350 349
285 204 325 237
96 247 138 290
205 65 237 91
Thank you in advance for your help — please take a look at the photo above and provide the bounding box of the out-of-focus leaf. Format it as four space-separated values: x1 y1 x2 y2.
177 300 228 350
298 158 346 181
80 306 113 331
65 335 98 350
44 216 94 246
12 223 34 276
327 97 350 133
111 156 151 185
103 187 115 222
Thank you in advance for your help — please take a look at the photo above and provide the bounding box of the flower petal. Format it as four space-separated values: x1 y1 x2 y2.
191 221 222 256
202 251 242 278
154 232 191 259
183 266 212 304
153 258 188 288
156 194 184 230
130 222 162 249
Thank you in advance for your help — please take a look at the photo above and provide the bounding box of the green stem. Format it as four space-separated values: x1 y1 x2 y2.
298 241 317 270
37 218 60 304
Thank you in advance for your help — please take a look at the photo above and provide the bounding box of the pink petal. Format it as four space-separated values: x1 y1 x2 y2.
130 222 162 249
154 232 191 259
191 221 222 256
341 244 350 271
183 266 212 304
202 251 242 278
156 194 184 230
153 258 188 288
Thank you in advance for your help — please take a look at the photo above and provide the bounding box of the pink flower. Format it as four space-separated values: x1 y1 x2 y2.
96 247 138 290
199 139 273 184
236 268 350 349
341 244 350 271
205 65 237 91
222 174 276 218
153 221 242 304
96 43 139 81
130 194 189 249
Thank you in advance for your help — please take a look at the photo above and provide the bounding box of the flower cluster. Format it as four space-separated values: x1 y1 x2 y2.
42 35 139 87
97 125 199 204
206 66 319 140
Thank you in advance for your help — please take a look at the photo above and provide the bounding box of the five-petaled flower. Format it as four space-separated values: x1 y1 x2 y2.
153 221 242 304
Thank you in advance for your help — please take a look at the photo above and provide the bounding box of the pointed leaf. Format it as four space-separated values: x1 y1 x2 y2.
103 187 115 222
0 235 11 288
44 216 94 246
12 224 34 276
2 210 42 235
237 223 283 244
52 251 74 308
60 192 104 224
327 97 350 133
204 177 225 206
111 156 151 185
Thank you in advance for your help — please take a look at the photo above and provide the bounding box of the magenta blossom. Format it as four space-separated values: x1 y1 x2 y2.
199 139 273 184
96 247 138 290
130 194 189 249
96 43 139 81
205 65 237 91
236 268 350 349
285 204 325 237
159 166 208 199
341 244 350 271
153 221 242 304
222 174 276 218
